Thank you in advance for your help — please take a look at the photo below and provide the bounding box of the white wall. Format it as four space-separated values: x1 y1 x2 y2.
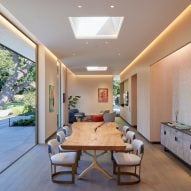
171 43 191 125
38 45 46 143
67 73 113 115
44 49 58 139
150 55 173 141
150 43 191 141
120 6 191 141
38 47 69 143
38 46 59 142
120 79 131 123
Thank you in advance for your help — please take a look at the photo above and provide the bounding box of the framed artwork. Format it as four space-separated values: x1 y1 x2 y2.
49 85 54 112
98 88 108 102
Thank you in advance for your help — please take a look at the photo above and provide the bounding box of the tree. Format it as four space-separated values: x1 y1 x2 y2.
0 46 14 90
0 44 35 108
113 80 120 96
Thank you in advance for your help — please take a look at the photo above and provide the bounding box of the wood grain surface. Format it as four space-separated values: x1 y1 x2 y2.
61 122 126 151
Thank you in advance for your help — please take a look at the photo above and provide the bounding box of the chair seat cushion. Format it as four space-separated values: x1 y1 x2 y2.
122 135 127 142
113 152 141 165
124 143 133 151
51 152 76 165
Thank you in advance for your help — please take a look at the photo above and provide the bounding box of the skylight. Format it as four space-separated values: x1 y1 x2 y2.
69 17 124 39
86 66 108 71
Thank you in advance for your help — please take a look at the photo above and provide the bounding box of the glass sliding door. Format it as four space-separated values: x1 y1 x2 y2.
57 60 65 129
0 16 37 173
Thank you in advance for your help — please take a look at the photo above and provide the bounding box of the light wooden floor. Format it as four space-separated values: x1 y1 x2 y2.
0 122 191 191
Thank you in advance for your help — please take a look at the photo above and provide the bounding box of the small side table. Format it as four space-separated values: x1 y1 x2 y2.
74 113 84 122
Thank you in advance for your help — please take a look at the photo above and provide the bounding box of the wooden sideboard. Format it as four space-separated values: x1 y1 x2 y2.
161 122 191 166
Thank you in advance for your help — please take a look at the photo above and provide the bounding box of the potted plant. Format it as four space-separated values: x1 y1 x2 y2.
68 96 81 110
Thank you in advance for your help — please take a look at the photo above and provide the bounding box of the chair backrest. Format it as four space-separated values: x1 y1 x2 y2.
126 131 136 143
62 126 71 136
103 112 116 122
132 139 144 157
56 131 65 144
48 139 59 156
122 125 129 134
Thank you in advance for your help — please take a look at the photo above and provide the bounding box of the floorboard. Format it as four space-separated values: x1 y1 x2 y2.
0 120 190 191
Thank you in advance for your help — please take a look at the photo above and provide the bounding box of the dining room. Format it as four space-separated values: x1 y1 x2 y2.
0 1 191 191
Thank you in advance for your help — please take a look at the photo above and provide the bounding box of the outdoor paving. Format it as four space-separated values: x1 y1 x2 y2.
0 117 35 173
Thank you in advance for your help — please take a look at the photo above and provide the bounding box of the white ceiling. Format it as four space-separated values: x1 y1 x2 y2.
0 0 190 75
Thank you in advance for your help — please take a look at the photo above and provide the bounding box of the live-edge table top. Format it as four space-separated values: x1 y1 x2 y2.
61 122 126 151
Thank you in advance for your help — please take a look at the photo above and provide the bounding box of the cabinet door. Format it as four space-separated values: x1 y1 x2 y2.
160 124 166 146
173 131 184 158
183 134 191 165
165 126 173 151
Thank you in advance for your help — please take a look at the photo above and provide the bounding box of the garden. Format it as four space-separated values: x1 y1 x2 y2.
0 44 36 126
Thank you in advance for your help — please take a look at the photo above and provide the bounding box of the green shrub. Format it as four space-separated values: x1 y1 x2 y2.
12 116 35 126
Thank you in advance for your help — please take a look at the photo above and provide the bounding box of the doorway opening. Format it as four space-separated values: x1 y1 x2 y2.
113 76 120 116
0 17 37 173
131 74 137 127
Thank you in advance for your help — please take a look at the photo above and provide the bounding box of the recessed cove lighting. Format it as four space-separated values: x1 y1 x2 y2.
86 66 108 71
69 17 124 39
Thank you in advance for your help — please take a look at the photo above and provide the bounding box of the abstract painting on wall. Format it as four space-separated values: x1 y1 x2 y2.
98 88 108 102
49 85 54 112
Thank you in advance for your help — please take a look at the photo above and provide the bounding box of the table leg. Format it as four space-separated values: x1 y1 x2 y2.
78 150 112 179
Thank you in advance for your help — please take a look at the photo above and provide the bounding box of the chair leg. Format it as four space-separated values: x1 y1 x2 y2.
116 165 141 185
138 165 141 180
51 164 53 177
75 155 78 174
51 164 76 184
113 161 116 174
77 151 81 161
54 165 56 173
111 150 114 160
72 164 75 183
117 166 121 185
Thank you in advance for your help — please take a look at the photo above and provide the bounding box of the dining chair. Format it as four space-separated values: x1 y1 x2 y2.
56 131 81 161
62 125 71 137
47 139 77 184
113 139 144 185
122 126 130 142
103 112 116 122
124 131 136 152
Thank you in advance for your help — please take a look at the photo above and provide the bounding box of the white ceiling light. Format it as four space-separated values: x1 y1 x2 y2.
110 5 115 8
86 66 108 71
77 5 82 8
69 17 124 39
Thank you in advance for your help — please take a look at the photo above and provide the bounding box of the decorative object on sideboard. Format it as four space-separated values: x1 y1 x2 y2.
175 109 179 123
49 85 54 112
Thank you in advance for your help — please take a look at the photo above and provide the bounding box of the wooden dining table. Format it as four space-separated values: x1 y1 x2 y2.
61 122 126 179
